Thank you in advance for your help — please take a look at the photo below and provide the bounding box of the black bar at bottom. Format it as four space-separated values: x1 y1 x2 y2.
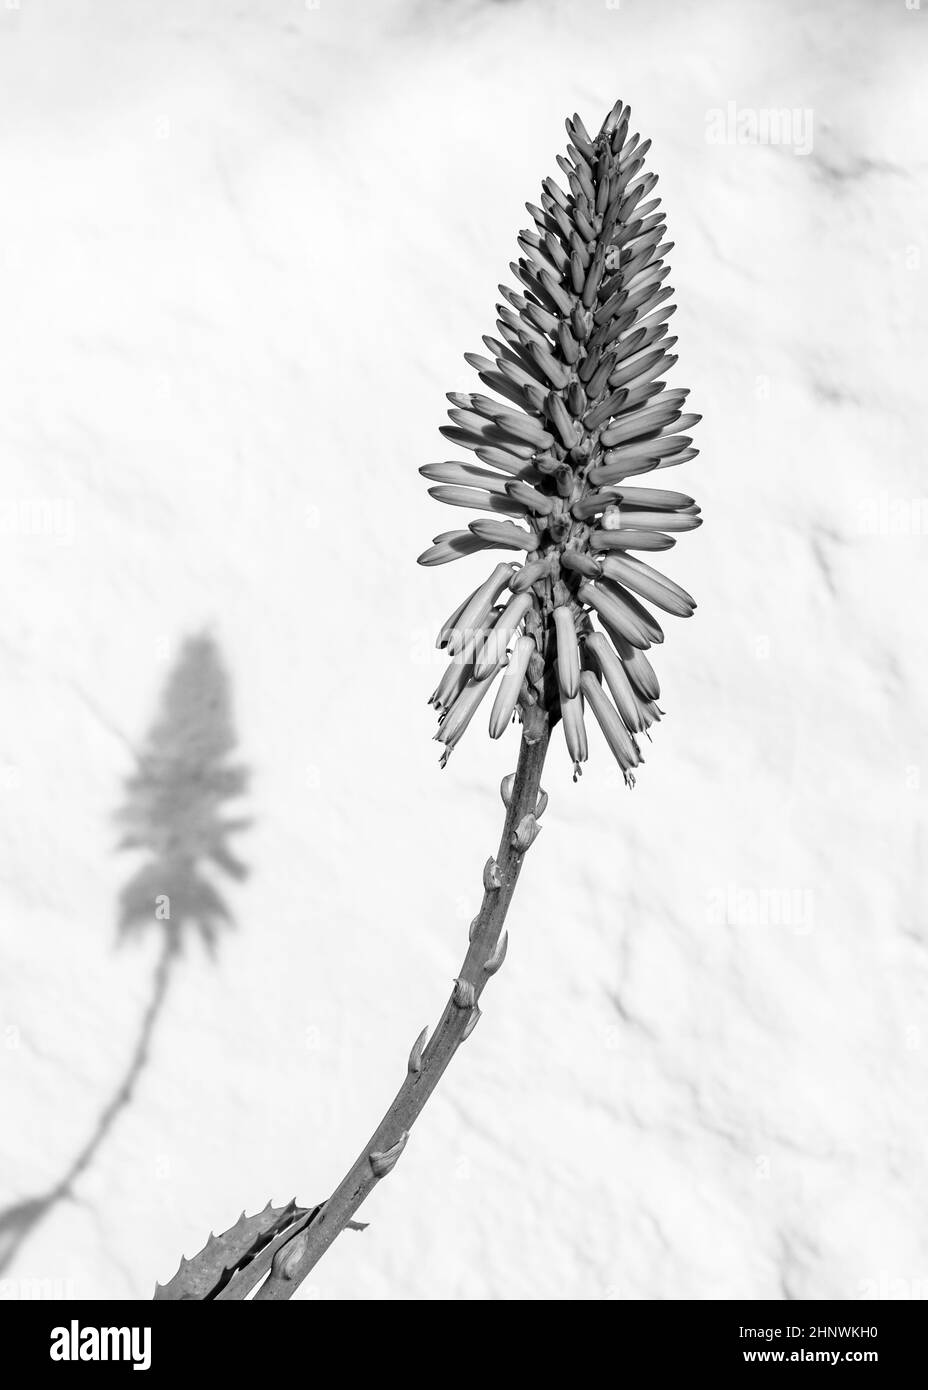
0 1297 919 1374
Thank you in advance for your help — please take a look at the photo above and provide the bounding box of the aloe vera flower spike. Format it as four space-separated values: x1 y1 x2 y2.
421 98 700 785
154 99 700 1301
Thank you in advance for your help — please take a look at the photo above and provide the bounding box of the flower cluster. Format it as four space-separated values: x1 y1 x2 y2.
418 101 700 784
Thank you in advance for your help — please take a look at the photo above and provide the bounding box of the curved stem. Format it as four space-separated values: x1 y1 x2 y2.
253 713 550 1300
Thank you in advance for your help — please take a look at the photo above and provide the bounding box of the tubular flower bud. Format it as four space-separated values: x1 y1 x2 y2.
553 605 581 700
561 689 588 779
489 634 536 739
579 670 642 786
418 101 700 779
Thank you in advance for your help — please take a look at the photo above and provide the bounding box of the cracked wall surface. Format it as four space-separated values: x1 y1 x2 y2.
0 0 925 1301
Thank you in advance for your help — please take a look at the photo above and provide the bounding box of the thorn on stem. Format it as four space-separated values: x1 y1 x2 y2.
408 1026 429 1075
461 1006 482 1041
369 1131 409 1179
483 931 509 976
452 977 477 1010
271 1230 308 1283
511 813 541 852
483 857 502 891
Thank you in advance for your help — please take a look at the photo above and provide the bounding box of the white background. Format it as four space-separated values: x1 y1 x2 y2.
1 0 926 1300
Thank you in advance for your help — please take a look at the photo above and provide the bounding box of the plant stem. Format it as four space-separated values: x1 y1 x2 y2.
253 711 550 1300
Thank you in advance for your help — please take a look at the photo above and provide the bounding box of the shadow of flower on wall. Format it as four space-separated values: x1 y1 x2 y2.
0 633 249 1275
117 631 249 952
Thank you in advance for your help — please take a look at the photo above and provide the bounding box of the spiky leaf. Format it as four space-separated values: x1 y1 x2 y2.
153 1200 309 1300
